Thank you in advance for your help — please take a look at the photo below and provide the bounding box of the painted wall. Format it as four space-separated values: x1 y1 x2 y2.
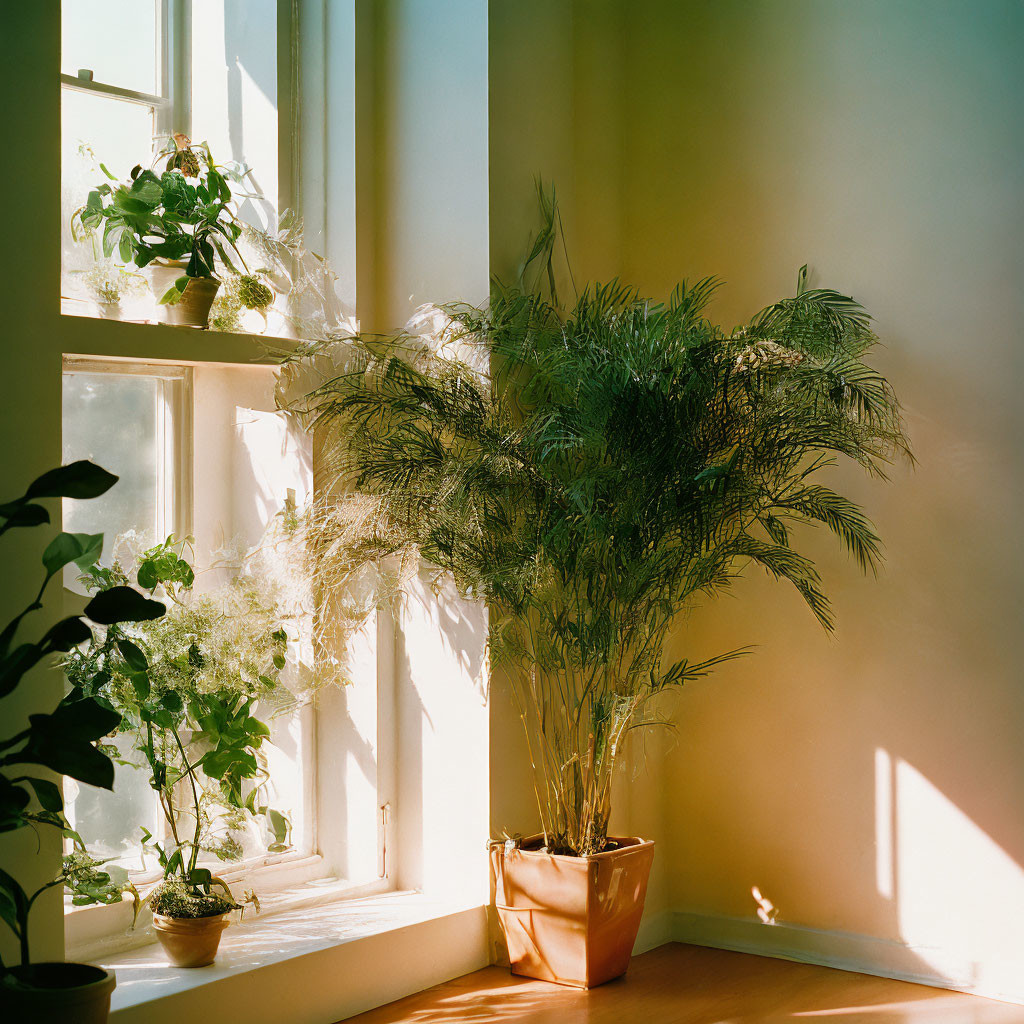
489 0 1024 997
623 0 1024 999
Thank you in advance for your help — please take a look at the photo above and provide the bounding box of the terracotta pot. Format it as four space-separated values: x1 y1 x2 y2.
152 911 230 967
490 835 655 989
1 961 115 1022
147 259 220 328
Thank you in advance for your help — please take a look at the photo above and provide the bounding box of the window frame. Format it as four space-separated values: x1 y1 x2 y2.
57 3 395 960
61 357 397 961
59 0 191 139
62 357 193 547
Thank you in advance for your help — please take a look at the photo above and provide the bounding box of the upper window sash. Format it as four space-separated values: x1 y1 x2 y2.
59 0 191 137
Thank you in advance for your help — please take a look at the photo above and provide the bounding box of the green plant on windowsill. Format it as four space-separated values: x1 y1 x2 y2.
72 135 275 328
81 259 147 316
0 461 165 1016
63 536 301 962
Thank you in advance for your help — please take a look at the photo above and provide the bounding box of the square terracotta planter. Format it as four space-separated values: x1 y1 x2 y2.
490 835 655 989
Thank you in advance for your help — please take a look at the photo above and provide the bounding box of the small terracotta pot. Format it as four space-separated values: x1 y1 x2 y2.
1 961 116 1022
490 835 654 989
152 911 230 967
147 259 220 328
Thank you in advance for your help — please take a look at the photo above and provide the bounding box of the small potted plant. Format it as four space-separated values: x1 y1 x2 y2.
290 189 911 988
0 461 164 1019
81 259 147 319
66 536 294 966
74 136 254 328
144 879 242 969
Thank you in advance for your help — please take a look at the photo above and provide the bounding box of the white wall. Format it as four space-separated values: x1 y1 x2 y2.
191 0 280 231
489 0 1024 1001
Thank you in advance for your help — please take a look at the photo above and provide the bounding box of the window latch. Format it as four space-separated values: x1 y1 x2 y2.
379 802 391 879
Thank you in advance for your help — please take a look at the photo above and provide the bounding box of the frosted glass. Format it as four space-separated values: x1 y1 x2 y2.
61 0 159 95
64 733 160 868
61 90 156 282
62 372 161 553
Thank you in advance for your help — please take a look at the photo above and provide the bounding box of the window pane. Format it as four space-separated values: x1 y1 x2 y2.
64 734 161 868
61 0 159 95
62 369 170 872
62 372 162 550
61 89 155 283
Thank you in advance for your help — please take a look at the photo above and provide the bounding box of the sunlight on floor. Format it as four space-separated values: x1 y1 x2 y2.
347 944 1024 1024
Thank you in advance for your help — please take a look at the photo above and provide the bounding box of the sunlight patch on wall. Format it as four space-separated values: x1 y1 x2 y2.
876 749 1024 995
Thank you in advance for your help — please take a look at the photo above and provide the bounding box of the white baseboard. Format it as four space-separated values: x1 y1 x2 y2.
634 908 675 955
659 909 1024 1008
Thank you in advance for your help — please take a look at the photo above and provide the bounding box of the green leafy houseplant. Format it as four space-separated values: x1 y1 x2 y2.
0 461 164 1007
290 190 911 857
72 135 273 316
64 537 294 931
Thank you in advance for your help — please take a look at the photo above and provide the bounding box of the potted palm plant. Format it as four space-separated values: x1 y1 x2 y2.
0 461 164 1019
289 190 910 987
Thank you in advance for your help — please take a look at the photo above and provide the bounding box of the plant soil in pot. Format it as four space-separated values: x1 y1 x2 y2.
152 911 230 968
148 259 220 328
490 835 655 988
1 961 116 1023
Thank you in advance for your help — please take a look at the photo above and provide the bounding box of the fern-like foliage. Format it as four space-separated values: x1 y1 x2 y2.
290 189 911 856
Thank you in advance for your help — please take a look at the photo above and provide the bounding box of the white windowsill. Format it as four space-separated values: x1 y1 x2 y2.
104 889 489 1024
67 852 335 962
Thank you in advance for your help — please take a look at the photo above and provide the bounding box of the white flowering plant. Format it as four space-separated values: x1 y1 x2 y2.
63 535 299 917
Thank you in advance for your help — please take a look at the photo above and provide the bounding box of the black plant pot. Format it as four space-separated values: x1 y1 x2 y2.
1 962 115 1022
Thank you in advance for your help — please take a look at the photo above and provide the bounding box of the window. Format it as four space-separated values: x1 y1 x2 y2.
59 359 389 959
62 360 189 568
61 2 189 309
61 360 190 878
60 1 284 327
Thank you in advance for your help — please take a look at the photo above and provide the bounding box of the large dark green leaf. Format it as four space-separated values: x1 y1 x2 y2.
0 775 31 832
43 616 91 653
0 502 49 528
84 587 164 625
25 461 118 500
47 696 122 742
116 638 148 673
130 672 151 700
42 532 103 578
14 732 114 790
160 691 183 713
22 776 63 813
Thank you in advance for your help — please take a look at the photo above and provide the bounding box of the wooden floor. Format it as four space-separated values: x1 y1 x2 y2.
344 943 1024 1023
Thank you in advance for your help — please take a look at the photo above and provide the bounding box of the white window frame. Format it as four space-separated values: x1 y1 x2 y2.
59 0 191 140
62 357 193 546
61 357 398 960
